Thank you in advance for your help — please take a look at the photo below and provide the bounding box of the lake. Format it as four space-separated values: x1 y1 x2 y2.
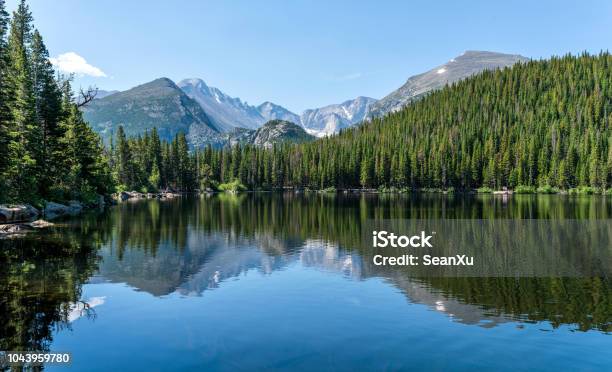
1 194 611 371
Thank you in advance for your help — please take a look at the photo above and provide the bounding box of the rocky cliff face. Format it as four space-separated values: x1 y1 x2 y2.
257 101 301 124
178 78 265 131
251 120 315 148
300 96 377 137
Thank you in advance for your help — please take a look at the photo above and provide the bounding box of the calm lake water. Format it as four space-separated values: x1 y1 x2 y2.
1 194 611 371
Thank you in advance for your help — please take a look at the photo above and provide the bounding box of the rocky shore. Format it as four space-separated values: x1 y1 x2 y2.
0 199 102 236
111 191 182 202
0 191 185 235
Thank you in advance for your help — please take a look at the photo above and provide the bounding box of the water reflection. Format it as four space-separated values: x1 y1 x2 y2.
92 194 612 332
0 193 610 357
0 230 101 353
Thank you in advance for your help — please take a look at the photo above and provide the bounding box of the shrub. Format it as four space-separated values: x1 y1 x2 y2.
476 186 493 194
79 183 99 205
605 188 612 196
379 186 401 193
514 185 536 194
568 186 599 195
536 185 560 194
218 180 247 193
421 187 443 193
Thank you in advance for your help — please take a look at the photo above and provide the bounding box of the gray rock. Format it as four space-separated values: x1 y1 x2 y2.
128 191 146 198
68 200 83 214
44 201 83 220
96 194 105 208
113 191 130 201
0 204 40 223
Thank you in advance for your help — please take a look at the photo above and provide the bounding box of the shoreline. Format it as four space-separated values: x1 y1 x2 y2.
2 186 610 232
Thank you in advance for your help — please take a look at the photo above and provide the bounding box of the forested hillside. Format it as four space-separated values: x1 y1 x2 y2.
194 53 611 191
0 0 111 204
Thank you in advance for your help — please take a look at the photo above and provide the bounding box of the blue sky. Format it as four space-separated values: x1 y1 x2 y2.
7 0 612 113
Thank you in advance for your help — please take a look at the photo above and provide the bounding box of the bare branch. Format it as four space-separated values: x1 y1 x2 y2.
77 86 98 108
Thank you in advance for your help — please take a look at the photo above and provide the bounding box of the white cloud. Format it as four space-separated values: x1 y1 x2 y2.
50 52 107 77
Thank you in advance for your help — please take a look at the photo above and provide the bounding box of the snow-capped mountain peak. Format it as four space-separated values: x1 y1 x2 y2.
178 78 300 132
300 96 377 137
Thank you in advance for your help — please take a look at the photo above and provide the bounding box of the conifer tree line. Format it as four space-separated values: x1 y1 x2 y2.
0 0 112 204
110 126 198 192
192 52 611 191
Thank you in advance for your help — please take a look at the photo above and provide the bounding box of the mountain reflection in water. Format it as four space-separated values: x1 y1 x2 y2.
1 193 610 357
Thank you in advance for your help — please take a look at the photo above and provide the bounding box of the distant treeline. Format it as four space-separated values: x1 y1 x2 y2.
0 0 112 204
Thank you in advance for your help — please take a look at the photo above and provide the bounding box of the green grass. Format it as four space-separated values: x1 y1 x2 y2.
476 186 493 194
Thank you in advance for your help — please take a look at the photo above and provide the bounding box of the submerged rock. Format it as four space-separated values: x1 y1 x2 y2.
0 223 31 234
0 219 55 236
0 204 40 223
28 219 55 228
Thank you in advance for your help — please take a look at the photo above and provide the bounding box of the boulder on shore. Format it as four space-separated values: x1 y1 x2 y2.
44 201 83 220
128 191 146 198
161 192 180 198
0 204 40 223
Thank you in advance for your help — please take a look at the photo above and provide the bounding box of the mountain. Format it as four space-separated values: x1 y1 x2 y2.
82 78 222 146
257 101 301 124
83 50 527 143
300 96 377 137
251 120 315 148
366 50 529 118
179 78 301 131
178 78 264 131
95 89 119 99
226 120 315 149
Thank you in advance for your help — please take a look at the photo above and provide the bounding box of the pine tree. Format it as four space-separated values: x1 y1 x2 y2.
31 29 62 196
0 0 11 201
148 162 160 191
6 0 39 201
115 125 132 188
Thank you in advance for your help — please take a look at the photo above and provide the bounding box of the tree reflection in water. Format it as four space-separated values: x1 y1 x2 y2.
0 193 610 355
